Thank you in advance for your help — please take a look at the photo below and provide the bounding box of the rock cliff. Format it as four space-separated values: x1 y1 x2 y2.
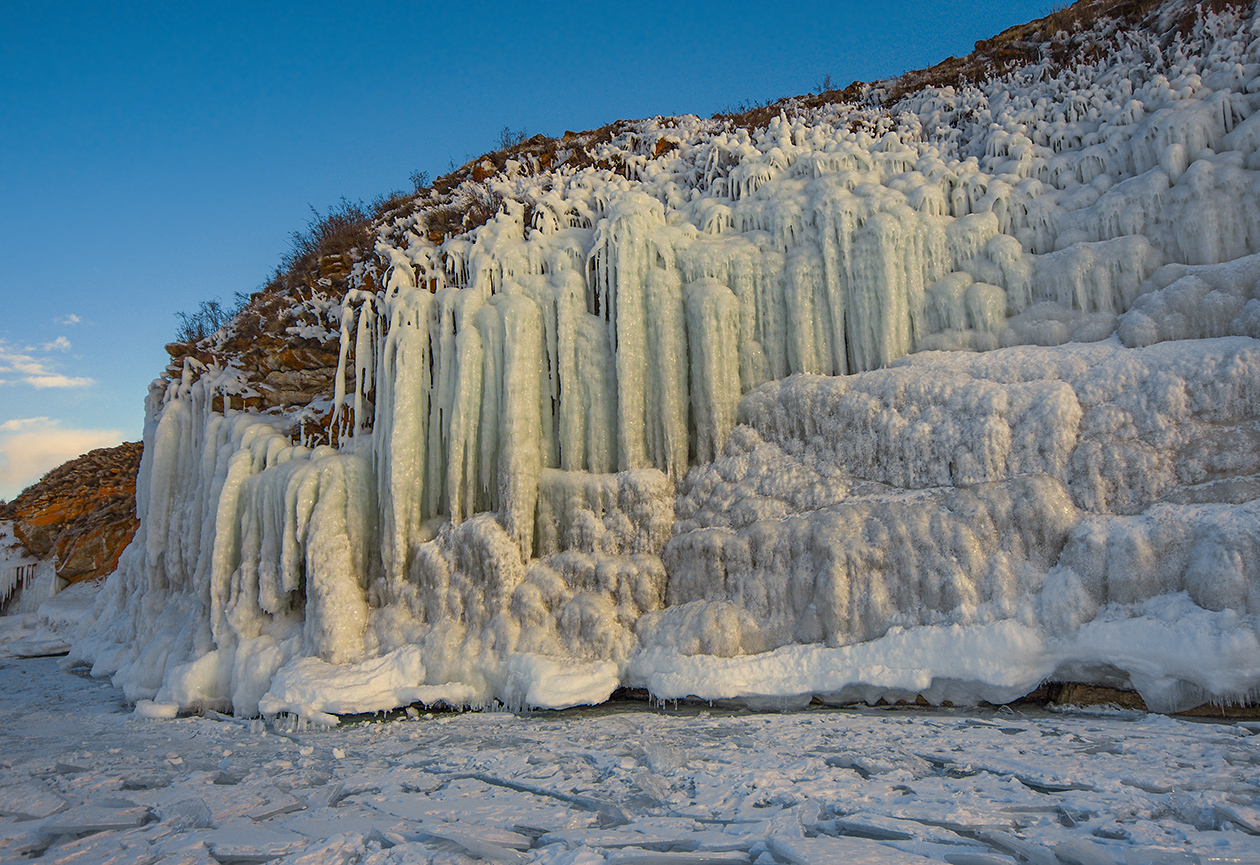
1 442 142 583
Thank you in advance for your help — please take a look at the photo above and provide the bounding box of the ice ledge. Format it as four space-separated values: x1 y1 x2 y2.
627 620 1054 709
256 647 482 721
241 593 1260 721
626 595 1260 714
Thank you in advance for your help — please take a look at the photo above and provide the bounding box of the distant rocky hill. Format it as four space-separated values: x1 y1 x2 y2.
1 442 142 583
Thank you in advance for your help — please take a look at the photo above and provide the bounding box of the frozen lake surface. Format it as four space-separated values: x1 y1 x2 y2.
2 656 1260 863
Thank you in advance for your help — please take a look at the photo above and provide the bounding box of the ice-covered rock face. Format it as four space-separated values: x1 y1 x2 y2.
73 1 1260 716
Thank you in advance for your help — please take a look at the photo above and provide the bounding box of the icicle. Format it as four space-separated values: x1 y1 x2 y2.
685 278 741 463
374 288 435 580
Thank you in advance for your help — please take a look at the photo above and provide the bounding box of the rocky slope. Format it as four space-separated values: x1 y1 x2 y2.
1 442 142 583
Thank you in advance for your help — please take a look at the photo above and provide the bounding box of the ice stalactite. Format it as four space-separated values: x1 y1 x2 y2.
480 293 543 558
588 193 691 478
373 282 433 583
73 366 379 711
683 278 741 464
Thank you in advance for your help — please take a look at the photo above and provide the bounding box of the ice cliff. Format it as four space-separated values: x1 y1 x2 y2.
73 0 1260 717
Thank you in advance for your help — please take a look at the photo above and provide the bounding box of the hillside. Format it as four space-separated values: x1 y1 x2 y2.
159 0 1254 444
159 0 1246 433
63 0 1260 720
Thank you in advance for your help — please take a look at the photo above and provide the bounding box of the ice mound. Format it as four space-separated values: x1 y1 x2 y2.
1119 251 1260 346
71 0 1260 715
660 337 1260 711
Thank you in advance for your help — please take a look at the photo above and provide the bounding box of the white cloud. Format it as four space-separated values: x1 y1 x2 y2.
0 417 51 432
0 421 124 501
24 374 94 389
59 314 81 326
0 339 93 389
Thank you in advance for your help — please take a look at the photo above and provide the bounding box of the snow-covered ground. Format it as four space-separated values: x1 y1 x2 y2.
2 649 1260 865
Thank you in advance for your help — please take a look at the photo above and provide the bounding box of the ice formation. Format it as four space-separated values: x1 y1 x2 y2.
73 1 1260 715
0 522 57 616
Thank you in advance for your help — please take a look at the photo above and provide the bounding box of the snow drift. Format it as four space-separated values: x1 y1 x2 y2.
73 0 1260 715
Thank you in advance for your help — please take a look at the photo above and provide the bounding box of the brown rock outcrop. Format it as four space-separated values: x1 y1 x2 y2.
1 442 142 583
162 258 351 444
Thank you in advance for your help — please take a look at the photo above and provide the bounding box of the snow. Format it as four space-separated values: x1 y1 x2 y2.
61 0 1260 719
3 654 1260 863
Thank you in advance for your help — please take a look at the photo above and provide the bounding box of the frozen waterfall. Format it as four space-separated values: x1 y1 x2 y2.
73 2 1260 716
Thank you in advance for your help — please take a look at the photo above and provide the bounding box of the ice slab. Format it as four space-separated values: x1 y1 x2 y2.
769 836 938 864
0 823 53 860
827 813 918 841
1053 838 1122 865
539 827 753 853
1215 803 1260 835
204 819 308 862
157 798 214 830
6 638 71 658
274 832 365 865
606 851 752 864
121 772 171 790
280 811 408 842
420 822 533 850
0 779 67 819
298 782 343 810
39 829 154 864
976 831 1059 865
453 772 632 826
40 805 154 835
943 855 1019 865
148 835 218 865
412 823 528 863
245 787 304 821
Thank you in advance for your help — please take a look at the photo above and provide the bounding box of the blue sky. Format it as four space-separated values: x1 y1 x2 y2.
0 0 1052 501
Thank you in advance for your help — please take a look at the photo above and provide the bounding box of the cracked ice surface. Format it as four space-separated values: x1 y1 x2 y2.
2 656 1260 864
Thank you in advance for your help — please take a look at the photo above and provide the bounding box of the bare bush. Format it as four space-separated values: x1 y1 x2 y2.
286 198 371 270
173 293 249 343
498 125 528 150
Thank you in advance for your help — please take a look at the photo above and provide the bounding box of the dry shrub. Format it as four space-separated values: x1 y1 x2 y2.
174 296 248 343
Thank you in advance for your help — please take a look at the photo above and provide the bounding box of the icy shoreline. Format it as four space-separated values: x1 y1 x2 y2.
72 336 1260 719
5 654 1260 864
